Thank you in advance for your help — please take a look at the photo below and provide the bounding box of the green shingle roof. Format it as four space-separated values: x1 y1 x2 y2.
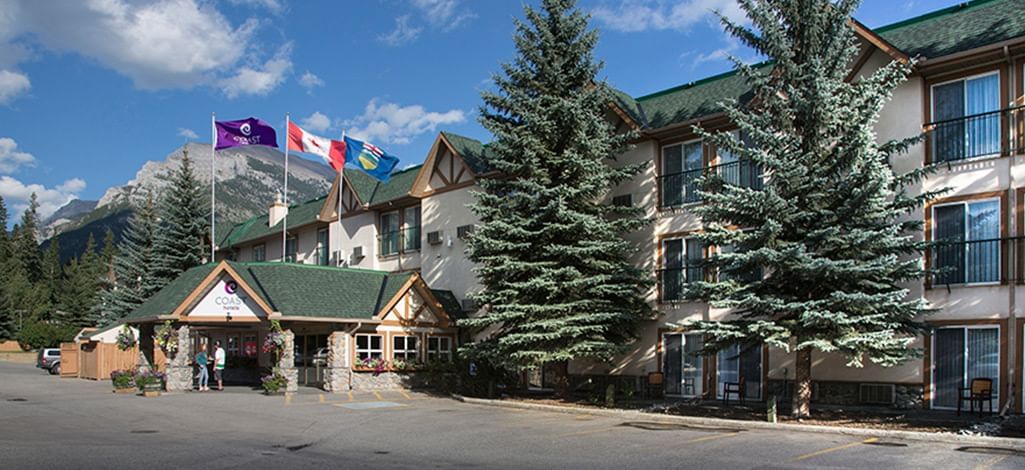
219 196 327 248
621 0 1025 131
441 131 493 175
121 262 456 322
344 164 423 207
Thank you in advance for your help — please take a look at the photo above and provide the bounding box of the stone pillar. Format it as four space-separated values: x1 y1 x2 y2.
136 323 155 371
165 324 193 392
323 331 351 392
279 329 298 394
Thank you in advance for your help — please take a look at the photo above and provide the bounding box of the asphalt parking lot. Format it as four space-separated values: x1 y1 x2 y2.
1 361 1023 469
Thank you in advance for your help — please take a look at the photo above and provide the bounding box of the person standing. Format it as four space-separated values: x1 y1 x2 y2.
195 343 209 392
213 340 226 391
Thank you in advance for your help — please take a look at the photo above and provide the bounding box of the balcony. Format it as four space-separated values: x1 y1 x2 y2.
925 106 1024 163
378 227 421 257
659 160 762 209
931 237 1003 286
657 264 706 302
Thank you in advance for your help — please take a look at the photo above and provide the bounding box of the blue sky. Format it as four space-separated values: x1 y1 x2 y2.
0 0 960 220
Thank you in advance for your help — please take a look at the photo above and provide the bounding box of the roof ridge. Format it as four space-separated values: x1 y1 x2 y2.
635 60 772 102
873 0 1002 33
233 260 391 276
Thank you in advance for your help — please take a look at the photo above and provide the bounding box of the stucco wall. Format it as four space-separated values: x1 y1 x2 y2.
420 185 482 303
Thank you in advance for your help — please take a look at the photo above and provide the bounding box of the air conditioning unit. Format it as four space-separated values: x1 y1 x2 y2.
456 224 475 240
334 250 345 266
427 230 443 245
351 246 365 263
461 298 478 312
859 383 895 405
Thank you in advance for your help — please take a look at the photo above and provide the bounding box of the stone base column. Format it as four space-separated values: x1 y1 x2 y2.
279 329 298 394
165 324 192 392
323 331 351 392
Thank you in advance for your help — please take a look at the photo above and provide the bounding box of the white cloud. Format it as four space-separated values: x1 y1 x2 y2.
0 175 86 220
411 0 476 31
0 137 35 173
0 69 29 104
345 99 465 145
591 0 745 33
219 43 293 99
379 15 423 46
300 111 331 133
298 71 324 93
227 0 285 14
177 128 199 140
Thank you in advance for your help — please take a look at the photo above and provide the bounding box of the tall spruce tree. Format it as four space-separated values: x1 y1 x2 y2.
463 0 651 392
0 196 13 339
89 228 118 323
15 193 42 283
680 0 939 417
99 194 161 323
153 148 209 284
59 234 103 327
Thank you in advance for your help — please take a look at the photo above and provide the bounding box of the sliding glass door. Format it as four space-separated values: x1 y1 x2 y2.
932 326 1000 409
663 333 704 397
716 343 762 400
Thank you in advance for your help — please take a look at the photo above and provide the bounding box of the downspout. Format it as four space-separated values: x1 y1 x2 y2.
1002 44 1017 416
346 321 363 391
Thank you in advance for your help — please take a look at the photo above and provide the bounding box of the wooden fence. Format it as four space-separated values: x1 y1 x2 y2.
75 342 139 380
59 342 78 378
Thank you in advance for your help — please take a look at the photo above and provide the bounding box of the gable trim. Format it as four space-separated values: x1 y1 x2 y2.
410 133 479 198
170 261 276 321
851 18 911 64
374 273 451 325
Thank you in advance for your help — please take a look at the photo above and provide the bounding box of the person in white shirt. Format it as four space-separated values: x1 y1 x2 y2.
213 341 226 391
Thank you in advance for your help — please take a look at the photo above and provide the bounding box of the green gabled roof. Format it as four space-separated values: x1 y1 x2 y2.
609 87 647 126
219 196 328 248
344 165 423 208
441 131 493 175
123 262 436 322
431 289 467 320
877 0 1025 59
622 0 1025 131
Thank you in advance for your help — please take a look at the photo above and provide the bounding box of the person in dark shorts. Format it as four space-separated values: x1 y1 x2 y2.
213 340 226 391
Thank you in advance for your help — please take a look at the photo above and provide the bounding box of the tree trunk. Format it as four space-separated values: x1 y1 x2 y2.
792 347 812 419
553 360 571 399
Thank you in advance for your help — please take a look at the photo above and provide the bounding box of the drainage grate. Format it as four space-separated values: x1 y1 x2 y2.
619 421 741 433
6 398 27 402
865 441 908 447
955 446 1025 457
286 443 311 452
130 430 159 434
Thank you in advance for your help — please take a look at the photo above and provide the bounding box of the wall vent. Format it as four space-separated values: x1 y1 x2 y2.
858 383 895 405
351 246 364 261
456 225 475 240
427 230 443 245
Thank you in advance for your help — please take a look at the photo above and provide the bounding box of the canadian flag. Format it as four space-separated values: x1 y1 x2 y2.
287 122 346 171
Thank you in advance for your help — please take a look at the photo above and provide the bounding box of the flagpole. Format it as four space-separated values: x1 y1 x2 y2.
337 130 345 266
210 112 216 263
282 112 289 263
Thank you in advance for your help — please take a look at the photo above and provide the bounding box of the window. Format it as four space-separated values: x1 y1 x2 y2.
932 326 1000 409
227 334 240 357
717 343 762 400
427 337 452 362
285 236 298 263
714 131 762 189
392 336 419 361
932 199 1000 285
660 140 703 207
355 334 383 362
242 334 258 357
612 194 633 207
930 73 1001 162
660 237 704 301
253 244 266 262
317 228 329 266
717 243 762 283
380 211 400 256
403 206 421 252
663 333 703 397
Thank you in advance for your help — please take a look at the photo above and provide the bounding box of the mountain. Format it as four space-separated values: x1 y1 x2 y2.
41 142 336 262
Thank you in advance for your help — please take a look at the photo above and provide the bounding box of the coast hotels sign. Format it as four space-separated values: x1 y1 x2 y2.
188 275 264 321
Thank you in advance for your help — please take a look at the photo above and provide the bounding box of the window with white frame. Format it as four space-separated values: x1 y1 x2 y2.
392 336 418 361
426 336 452 362
932 198 1000 285
355 334 383 362
660 140 703 207
930 72 1001 162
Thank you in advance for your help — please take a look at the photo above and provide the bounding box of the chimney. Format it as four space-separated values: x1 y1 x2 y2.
268 192 288 226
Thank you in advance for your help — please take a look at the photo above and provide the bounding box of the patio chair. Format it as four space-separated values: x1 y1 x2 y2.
646 372 664 399
722 376 745 406
957 378 993 416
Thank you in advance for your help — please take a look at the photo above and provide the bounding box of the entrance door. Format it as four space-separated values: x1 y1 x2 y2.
295 334 328 386
717 343 762 400
932 326 1000 409
663 333 704 397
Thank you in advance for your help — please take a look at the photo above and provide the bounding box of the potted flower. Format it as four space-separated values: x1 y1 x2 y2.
390 358 423 372
261 368 288 395
110 369 135 394
115 325 136 351
134 369 166 397
154 321 178 358
358 357 388 376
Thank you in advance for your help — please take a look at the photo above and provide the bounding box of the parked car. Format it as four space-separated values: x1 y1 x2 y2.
36 348 61 375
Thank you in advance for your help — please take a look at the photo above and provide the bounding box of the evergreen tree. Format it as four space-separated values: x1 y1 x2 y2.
58 234 102 327
41 235 63 311
15 193 42 283
463 0 651 393
0 196 13 339
680 0 938 417
89 228 118 323
153 148 209 285
99 194 161 323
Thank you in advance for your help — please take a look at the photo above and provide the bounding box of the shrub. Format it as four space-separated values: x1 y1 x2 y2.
261 368 288 394
16 320 76 350
110 369 135 389
134 369 166 391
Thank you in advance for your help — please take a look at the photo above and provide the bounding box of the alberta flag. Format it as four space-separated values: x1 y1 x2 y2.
343 136 400 182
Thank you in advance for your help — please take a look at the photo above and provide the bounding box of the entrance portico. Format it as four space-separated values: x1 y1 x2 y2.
123 261 462 394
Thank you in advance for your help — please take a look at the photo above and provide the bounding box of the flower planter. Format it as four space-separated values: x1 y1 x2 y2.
142 383 163 398
143 390 161 398
113 387 135 394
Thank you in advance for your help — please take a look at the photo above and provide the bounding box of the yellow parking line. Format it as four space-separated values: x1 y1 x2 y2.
284 394 292 406
373 391 383 400
319 394 325 403
399 390 412 400
682 432 740 444
555 426 617 438
790 437 878 462
974 454 1008 470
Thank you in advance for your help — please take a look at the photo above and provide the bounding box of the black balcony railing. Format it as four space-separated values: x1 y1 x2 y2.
659 160 763 209
931 237 1002 285
926 106 1024 163
379 227 421 256
658 264 706 302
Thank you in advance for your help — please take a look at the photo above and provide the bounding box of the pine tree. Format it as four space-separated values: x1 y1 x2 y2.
463 0 651 393
89 228 118 323
58 234 103 327
680 0 938 418
0 196 13 339
153 148 209 285
15 193 42 283
99 194 161 323
41 235 63 312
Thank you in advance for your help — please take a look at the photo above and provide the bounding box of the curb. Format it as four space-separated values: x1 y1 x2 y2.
451 395 1025 450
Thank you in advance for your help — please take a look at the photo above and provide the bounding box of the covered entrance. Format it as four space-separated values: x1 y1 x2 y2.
190 326 267 386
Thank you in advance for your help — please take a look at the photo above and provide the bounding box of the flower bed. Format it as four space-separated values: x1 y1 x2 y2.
261 368 288 394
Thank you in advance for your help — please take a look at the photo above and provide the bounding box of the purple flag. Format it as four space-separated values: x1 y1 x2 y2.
215 117 278 150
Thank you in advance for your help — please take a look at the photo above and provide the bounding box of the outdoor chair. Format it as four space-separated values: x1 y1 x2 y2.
646 372 664 399
683 377 696 397
957 378 994 416
722 376 745 406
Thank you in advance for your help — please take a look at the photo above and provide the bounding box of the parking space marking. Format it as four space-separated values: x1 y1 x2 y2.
554 426 619 438
790 437 878 462
373 391 383 400
348 391 354 402
974 454 1008 470
681 431 741 444
284 394 292 406
336 401 408 410
399 390 412 400
319 394 325 403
